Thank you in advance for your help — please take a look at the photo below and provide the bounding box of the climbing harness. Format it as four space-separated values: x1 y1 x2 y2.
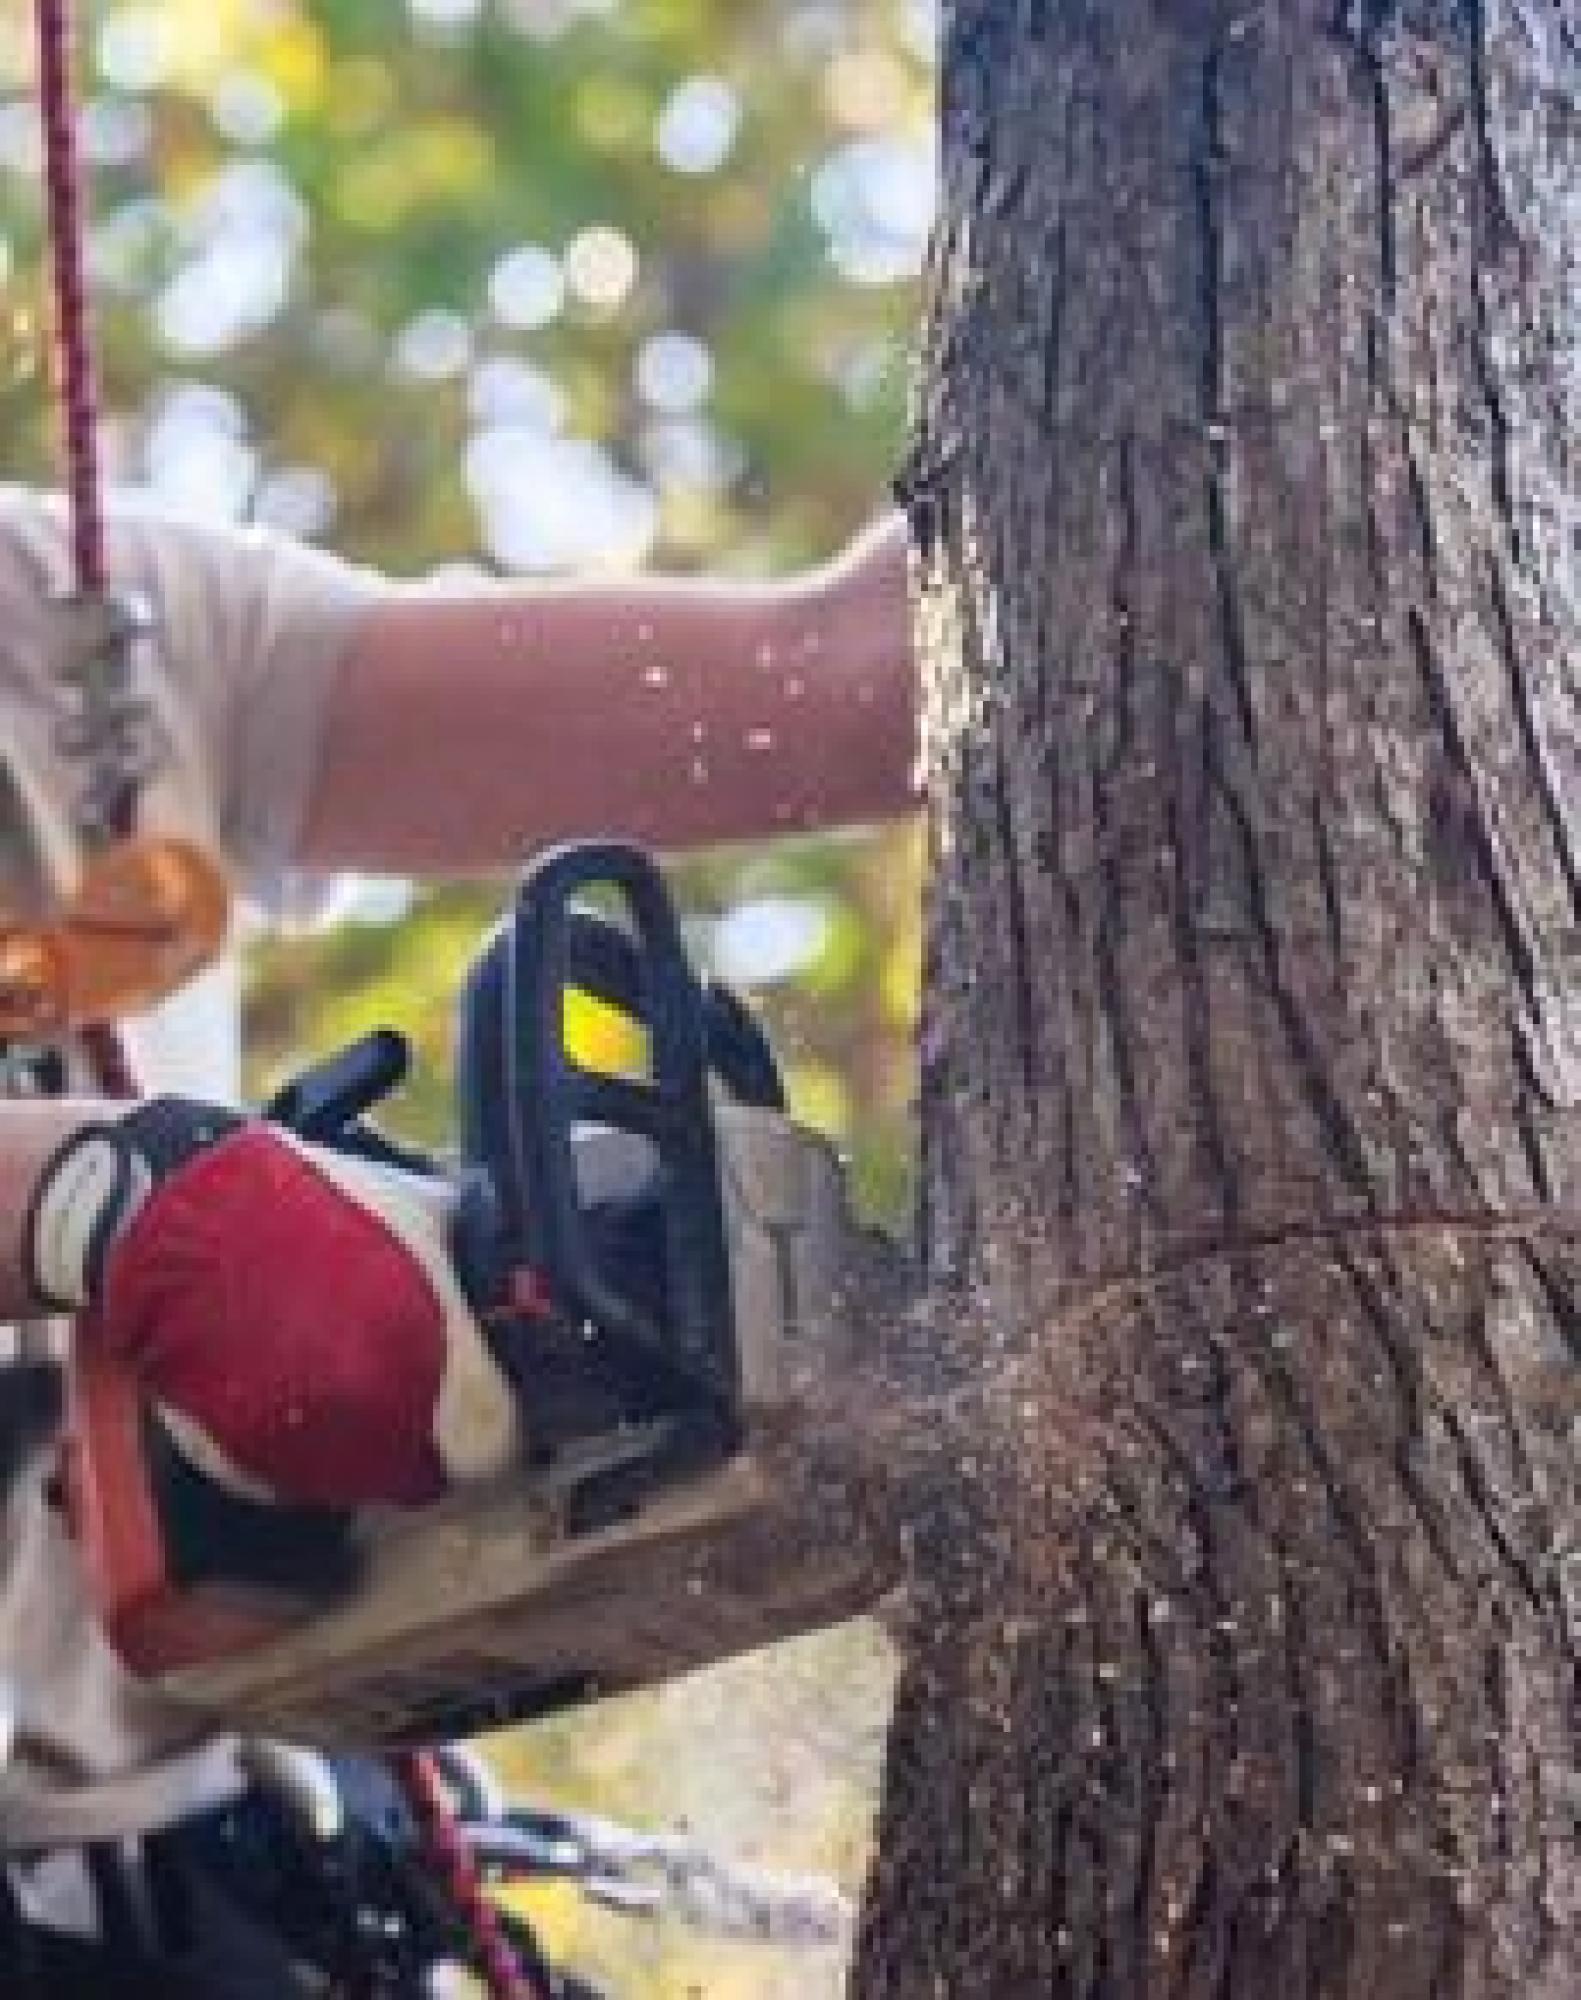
18 6 539 1993
0 0 228 1048
2 1738 851 1997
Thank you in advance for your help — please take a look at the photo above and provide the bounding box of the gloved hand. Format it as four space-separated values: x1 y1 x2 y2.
23 1098 522 1508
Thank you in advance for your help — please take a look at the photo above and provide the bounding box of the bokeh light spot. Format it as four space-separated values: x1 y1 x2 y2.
488 244 564 330
564 225 638 313
655 75 740 176
636 331 713 415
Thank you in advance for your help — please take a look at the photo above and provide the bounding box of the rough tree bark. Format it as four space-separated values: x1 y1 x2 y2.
853 3 1579 1995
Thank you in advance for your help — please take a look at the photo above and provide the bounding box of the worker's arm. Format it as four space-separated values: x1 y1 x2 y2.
297 513 914 875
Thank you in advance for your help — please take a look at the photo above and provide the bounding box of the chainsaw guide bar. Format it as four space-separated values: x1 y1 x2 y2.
153 1442 891 1747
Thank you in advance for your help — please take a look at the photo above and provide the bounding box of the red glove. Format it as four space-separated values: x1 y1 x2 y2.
25 1104 522 1508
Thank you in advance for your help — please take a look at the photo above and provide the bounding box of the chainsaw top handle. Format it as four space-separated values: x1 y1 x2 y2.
455 841 757 1455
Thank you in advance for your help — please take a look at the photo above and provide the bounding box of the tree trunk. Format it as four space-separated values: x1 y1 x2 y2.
853 4 1579 1995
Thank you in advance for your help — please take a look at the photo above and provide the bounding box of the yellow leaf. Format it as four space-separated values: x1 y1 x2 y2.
574 73 648 153
337 121 494 229
327 57 396 139
257 16 326 113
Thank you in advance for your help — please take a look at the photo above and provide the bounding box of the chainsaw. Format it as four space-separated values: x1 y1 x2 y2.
62 840 903 1747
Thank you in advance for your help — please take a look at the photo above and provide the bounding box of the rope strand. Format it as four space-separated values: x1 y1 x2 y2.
396 1751 548 2000
34 0 105 604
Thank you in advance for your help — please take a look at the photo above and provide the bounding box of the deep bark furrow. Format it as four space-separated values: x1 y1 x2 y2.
1364 16 1398 305
1518 1246 1581 1365
1488 559 1581 927
1130 1582 1170 1972
1079 1543 1124 1999
991 734 1041 1106
1043 213 1068 434
1275 1540 1320 1833
1226 1318 1402 1735
1211 758 1378 1199
1483 1638 1514 1868
1170 1375 1245 1772
1311 797 1347 980
1033 684 1087 1227
1194 46 1261 760
1453 1284 1541 1504
1466 0 1520 261
1090 476 1161 1250
1397 1427 1468 1584
1439 1404 1546 1612
1406 605 1541 1011
1327 1250 1496 1597
1026 1625 1084 1992
1330 1243 1425 1437
1512 1086 1553 1202
1469 262 1520 561
1166 1850 1229 2000
1400 420 1440 601
1174 734 1245 1228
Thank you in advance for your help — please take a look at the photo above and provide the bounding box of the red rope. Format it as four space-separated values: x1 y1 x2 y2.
395 1751 548 2000
34 0 106 606
80 1021 136 1098
35 0 132 1091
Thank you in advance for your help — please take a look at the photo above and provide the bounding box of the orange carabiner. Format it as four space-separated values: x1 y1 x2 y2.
0 836 230 1037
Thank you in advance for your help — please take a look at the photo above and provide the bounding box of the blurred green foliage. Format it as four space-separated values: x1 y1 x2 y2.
0 1 928 1989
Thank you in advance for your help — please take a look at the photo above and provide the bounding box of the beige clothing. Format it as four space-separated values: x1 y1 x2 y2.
0 486 379 1852
0 484 373 913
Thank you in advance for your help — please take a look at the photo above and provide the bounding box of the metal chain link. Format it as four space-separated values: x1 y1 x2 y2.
35 0 161 851
49 590 160 847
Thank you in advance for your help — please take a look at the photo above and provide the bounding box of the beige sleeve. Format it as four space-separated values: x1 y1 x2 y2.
0 487 384 905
